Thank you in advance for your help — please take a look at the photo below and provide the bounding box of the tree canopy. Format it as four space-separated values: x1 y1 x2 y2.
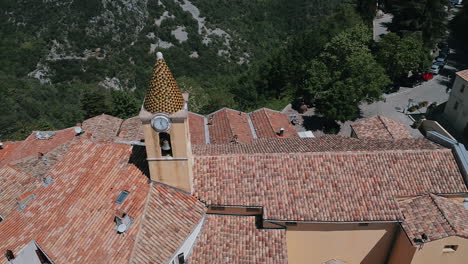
303 24 390 121
375 33 431 81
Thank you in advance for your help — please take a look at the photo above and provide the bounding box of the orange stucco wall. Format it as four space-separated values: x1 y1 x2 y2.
284 222 397 264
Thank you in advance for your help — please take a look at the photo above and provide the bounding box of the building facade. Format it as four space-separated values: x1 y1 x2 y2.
444 69 468 137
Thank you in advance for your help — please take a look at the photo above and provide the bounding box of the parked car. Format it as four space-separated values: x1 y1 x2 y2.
434 57 446 68
421 73 434 81
430 64 440 74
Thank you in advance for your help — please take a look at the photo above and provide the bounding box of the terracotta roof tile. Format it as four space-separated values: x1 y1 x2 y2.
249 108 298 139
456 69 468 82
0 142 19 162
130 184 205 263
188 112 207 145
189 215 287 264
0 141 150 263
208 108 254 144
0 128 76 166
351 116 412 140
118 116 144 141
81 114 123 142
0 165 41 219
399 194 468 245
193 149 466 222
193 136 442 156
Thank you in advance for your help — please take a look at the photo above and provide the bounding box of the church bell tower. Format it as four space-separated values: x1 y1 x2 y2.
139 52 193 192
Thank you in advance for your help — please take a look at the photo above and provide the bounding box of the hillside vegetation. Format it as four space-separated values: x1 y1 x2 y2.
0 0 441 140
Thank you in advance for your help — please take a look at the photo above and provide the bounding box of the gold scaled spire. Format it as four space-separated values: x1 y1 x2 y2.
143 52 184 114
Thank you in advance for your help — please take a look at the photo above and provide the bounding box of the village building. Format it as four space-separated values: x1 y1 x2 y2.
444 69 468 138
1 53 468 263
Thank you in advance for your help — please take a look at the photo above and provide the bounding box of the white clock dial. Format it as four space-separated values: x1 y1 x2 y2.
151 116 171 132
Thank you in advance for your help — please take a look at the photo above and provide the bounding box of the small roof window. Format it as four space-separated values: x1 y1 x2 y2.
116 191 130 205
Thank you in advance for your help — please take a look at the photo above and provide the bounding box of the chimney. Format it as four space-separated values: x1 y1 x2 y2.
278 127 285 137
0 142 3 149
38 152 44 158
464 198 468 210
86 133 93 138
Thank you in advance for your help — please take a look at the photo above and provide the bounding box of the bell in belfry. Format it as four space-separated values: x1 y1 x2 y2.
161 140 171 151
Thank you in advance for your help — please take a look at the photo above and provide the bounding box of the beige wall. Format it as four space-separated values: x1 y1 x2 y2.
410 237 468 264
143 118 193 192
445 75 468 134
284 222 397 264
387 228 416 264
421 120 456 140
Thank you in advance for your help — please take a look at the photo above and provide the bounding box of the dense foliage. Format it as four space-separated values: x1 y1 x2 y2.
374 33 431 82
0 0 436 140
386 0 450 46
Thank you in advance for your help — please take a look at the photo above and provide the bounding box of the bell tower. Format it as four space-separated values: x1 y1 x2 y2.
139 52 193 192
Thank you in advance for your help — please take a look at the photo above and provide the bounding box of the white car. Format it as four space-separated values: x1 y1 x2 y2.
430 64 440 74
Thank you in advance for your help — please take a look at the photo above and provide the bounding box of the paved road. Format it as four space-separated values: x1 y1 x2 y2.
339 76 450 137
373 13 392 42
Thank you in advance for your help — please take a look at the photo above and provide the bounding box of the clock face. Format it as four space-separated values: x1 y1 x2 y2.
151 116 171 132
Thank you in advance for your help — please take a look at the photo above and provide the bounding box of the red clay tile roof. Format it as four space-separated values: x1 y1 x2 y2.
350 116 412 140
193 149 466 222
0 165 41 219
188 112 207 145
81 114 123 142
0 141 149 263
208 108 254 144
399 194 468 245
0 140 207 263
0 128 76 166
456 69 468 82
130 184 205 264
189 215 287 264
192 136 442 156
249 108 298 139
118 116 144 141
0 142 19 162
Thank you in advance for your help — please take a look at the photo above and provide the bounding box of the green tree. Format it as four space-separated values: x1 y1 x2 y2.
303 24 390 121
375 33 431 81
80 86 111 119
110 90 140 119
387 0 449 46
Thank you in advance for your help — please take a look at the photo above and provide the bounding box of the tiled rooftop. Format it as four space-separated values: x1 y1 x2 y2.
0 128 76 166
249 108 297 139
192 136 442 156
350 116 412 140
189 215 287 264
118 116 144 141
0 165 41 220
456 69 468 82
0 141 19 162
0 141 150 263
208 108 254 144
81 114 123 142
130 184 205 264
188 112 207 145
193 149 466 221
399 194 468 245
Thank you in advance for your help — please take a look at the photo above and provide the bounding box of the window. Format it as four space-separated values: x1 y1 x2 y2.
443 245 458 253
461 84 465 93
454 101 459 110
116 191 130 204
358 223 369 227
